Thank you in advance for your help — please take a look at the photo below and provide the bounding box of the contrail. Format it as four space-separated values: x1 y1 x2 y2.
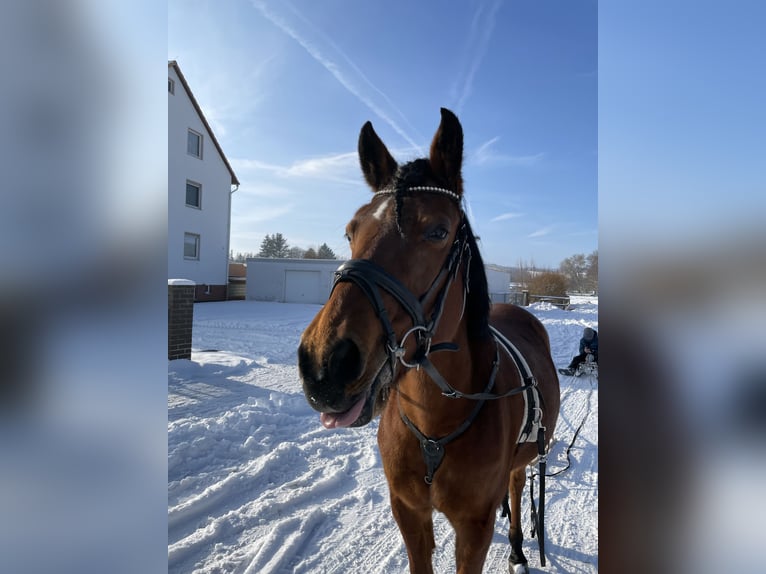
452 0 504 113
252 0 424 152
281 1 424 145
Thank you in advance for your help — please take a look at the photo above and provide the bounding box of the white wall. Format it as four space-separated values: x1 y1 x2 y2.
168 65 232 286
486 268 511 294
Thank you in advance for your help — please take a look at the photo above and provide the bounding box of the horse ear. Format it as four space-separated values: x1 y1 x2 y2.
358 121 398 191
429 108 464 194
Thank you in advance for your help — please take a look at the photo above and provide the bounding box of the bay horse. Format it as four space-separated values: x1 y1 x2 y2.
298 108 560 574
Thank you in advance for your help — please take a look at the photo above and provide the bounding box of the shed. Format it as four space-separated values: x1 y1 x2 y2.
485 265 512 303
246 258 342 304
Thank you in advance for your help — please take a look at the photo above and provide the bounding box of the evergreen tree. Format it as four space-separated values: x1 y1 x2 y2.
317 243 337 259
258 233 290 258
303 248 318 259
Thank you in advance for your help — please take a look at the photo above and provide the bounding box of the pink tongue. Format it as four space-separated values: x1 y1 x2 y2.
320 395 366 429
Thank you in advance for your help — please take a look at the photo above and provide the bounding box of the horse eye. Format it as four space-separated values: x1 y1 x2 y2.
344 233 352 243
427 227 449 241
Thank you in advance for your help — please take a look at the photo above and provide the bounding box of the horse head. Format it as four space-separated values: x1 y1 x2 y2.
298 108 488 429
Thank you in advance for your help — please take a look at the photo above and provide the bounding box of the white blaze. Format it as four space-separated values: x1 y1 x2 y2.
372 198 390 220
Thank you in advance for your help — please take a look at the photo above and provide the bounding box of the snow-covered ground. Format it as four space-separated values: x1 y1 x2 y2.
168 298 598 573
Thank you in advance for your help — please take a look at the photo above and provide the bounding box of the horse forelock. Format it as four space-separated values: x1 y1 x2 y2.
391 160 431 234
381 159 462 234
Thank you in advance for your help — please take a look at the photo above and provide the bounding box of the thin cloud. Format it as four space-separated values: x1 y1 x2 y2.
231 152 360 185
490 212 524 222
232 182 293 199
470 137 544 166
475 136 501 158
286 152 358 178
528 226 554 238
252 0 423 151
232 203 295 224
230 158 283 174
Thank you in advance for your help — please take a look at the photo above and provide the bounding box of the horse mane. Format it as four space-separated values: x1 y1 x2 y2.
461 217 491 338
390 159 491 338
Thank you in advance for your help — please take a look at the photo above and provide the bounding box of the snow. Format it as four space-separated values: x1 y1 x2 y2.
169 279 196 286
168 298 598 573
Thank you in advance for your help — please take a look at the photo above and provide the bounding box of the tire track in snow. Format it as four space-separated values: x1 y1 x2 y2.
169 408 380 573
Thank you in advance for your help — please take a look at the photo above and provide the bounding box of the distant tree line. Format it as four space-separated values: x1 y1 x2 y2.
231 238 595 297
230 233 338 261
511 250 598 298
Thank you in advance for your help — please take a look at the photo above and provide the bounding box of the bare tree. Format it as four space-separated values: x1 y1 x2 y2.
560 254 588 292
288 246 306 259
527 271 568 298
586 250 598 293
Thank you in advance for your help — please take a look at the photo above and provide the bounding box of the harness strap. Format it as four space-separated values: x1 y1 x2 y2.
527 427 549 566
414 329 537 402
537 427 548 566
398 372 494 485
334 259 425 327
489 326 537 386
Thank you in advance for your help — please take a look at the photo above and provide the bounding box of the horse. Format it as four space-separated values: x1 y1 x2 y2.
298 108 560 574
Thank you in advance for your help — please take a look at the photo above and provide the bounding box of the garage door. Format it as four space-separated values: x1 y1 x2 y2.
284 270 322 304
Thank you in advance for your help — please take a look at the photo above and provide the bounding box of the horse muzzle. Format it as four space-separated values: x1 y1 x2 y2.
298 337 392 428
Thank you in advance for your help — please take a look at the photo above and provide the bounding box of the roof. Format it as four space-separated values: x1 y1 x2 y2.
169 60 240 186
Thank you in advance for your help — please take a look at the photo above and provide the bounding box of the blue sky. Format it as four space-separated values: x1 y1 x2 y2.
169 0 597 268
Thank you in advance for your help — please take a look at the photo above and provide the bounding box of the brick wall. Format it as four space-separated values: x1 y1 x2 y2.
194 284 227 302
168 284 195 360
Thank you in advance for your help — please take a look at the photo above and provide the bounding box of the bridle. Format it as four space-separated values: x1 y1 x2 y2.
332 185 543 484
332 186 537 399
332 186 470 382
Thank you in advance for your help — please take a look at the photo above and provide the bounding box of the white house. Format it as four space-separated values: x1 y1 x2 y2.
168 60 239 301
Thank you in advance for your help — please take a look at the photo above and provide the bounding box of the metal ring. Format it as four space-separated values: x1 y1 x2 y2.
396 325 432 368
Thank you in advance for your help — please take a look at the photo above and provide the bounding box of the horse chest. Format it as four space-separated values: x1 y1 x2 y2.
379 402 512 499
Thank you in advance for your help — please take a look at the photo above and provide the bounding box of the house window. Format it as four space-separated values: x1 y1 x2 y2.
168 78 175 94
184 233 200 260
187 129 202 158
185 181 201 208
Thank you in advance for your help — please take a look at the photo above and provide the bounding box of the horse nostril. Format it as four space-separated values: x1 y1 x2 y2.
298 342 314 381
327 338 362 385
298 338 363 411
